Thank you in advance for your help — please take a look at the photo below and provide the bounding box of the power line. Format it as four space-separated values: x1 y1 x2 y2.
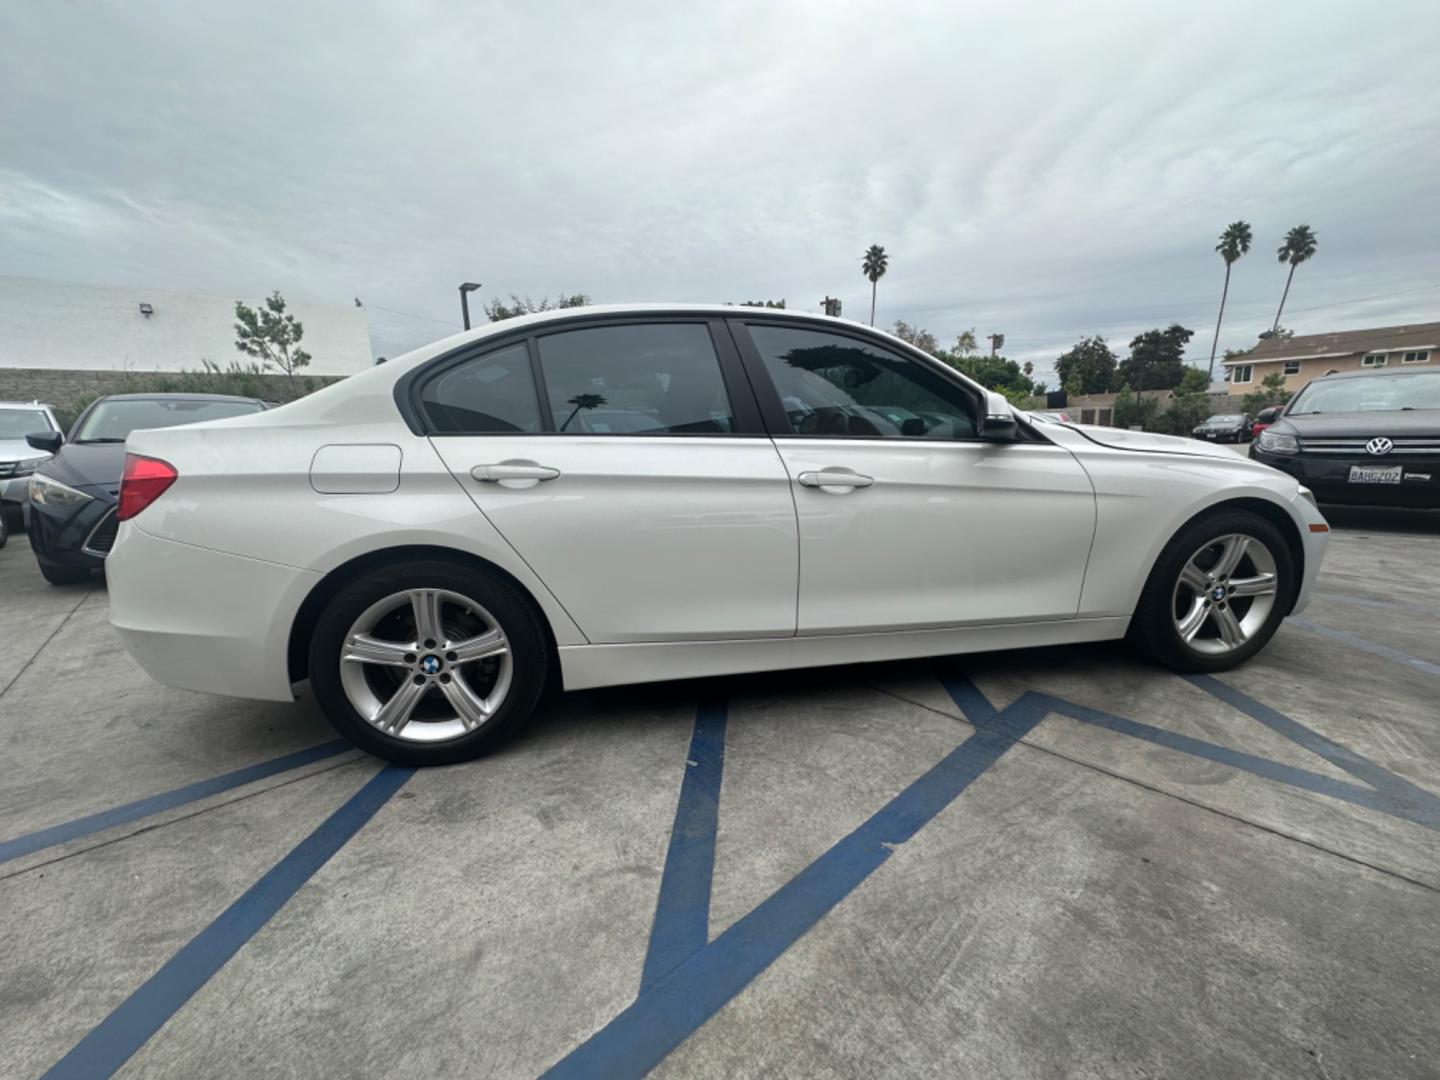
363 302 461 329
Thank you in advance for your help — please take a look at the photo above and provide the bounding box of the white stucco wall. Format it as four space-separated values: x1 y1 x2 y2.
0 276 373 376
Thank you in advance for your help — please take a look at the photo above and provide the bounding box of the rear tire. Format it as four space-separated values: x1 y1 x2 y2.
0 510 8 549
309 559 549 766
1131 509 1295 673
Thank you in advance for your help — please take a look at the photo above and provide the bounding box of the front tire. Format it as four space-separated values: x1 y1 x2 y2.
1131 510 1295 673
309 560 549 766
37 559 91 585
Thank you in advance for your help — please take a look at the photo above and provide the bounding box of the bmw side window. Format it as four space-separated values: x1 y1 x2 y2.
746 325 978 439
536 323 736 434
420 343 543 434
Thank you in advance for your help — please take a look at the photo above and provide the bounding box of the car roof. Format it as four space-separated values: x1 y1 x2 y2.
92 392 266 403
1311 366 1440 382
0 401 56 409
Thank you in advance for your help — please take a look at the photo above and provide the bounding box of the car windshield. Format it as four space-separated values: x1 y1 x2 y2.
0 409 54 440
1206 415 1242 424
1287 372 1440 414
73 398 262 442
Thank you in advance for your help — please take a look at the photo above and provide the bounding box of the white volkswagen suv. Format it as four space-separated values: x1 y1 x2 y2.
106 306 1329 765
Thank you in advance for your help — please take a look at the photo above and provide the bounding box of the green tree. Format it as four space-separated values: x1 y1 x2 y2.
891 319 940 356
1118 325 1195 397
861 244 888 326
1054 336 1119 395
1112 385 1161 430
233 291 311 392
1208 221 1252 379
484 293 591 321
1273 225 1317 331
1241 371 1292 415
954 328 978 356
945 354 1036 397
1159 366 1214 435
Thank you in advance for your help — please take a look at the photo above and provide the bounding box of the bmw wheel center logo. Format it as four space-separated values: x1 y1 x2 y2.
420 655 442 675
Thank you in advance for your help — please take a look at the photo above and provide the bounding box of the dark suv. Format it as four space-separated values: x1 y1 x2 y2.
1249 367 1440 508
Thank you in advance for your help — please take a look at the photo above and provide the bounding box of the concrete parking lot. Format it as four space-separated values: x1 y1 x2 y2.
1 511 1438 1079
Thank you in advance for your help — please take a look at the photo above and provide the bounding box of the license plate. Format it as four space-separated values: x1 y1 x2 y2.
1348 465 1403 485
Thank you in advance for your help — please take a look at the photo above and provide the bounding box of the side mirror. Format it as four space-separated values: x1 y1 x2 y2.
980 391 1018 440
26 431 63 455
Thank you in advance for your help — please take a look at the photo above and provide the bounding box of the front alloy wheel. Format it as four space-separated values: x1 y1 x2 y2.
1171 533 1278 656
1132 509 1295 673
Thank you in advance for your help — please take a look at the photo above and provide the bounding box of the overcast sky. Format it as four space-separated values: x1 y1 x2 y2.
3 0 1438 384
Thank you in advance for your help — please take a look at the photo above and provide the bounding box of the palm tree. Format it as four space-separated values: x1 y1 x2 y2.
861 245 888 325
1273 225 1318 332
1207 221 1252 380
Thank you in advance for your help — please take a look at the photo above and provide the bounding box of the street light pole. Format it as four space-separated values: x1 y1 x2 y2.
458 282 482 330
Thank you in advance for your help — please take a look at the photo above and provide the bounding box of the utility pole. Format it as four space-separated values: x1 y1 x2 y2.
458 282 482 330
821 296 842 317
987 332 1005 356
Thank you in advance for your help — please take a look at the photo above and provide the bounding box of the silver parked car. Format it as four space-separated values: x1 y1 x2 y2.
0 401 63 516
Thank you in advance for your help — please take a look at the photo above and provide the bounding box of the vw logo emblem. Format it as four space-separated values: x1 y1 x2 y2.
419 654 442 675
1365 437 1394 456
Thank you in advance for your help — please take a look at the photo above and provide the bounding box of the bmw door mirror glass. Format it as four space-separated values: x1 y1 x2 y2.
980 391 1018 439
26 431 63 455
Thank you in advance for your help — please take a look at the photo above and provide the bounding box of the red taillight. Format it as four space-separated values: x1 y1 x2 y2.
117 454 178 522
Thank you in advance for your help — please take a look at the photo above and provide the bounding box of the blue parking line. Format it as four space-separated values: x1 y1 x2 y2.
1015 690 1439 831
640 695 728 992
42 763 413 1080
0 740 352 866
541 682 1039 1079
1288 617 1440 678
1188 674 1440 826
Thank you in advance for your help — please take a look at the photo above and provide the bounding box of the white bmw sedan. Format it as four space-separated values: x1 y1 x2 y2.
107 306 1329 765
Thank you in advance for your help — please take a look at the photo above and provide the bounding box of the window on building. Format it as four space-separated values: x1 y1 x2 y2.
1362 353 1388 367
1282 360 1301 375
1403 350 1431 364
1230 364 1253 384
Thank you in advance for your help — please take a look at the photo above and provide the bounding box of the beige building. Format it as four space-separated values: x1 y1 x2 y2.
1221 320 1437 395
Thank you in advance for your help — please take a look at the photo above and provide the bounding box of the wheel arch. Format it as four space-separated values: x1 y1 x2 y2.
287 544 562 685
1159 496 1306 615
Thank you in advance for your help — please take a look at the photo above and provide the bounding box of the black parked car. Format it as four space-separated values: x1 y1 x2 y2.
26 393 266 583
1192 412 1253 442
1249 367 1440 508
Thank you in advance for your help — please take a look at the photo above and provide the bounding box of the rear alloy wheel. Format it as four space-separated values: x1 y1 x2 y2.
310 561 548 765
1133 511 1295 672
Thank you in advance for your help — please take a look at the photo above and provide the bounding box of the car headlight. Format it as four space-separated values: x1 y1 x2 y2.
1256 430 1299 456
28 473 94 508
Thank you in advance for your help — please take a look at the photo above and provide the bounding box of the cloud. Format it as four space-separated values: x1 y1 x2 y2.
1 0 1438 379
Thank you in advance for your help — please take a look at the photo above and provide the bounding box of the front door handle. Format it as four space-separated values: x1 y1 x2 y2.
797 469 874 493
471 461 560 488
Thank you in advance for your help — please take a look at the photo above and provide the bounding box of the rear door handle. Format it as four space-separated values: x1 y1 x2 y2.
797 469 874 492
471 461 560 487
